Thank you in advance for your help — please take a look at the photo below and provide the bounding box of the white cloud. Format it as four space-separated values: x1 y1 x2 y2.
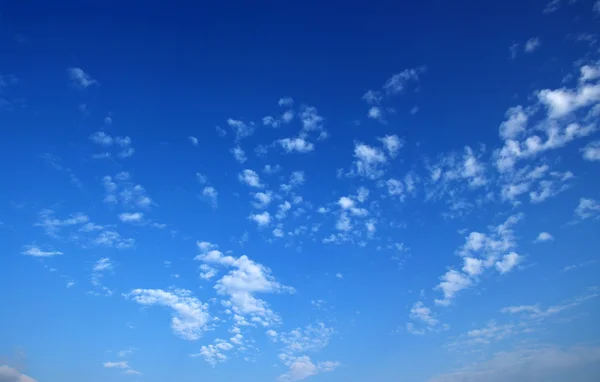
499 106 528 140
410 301 439 327
535 232 554 242
93 230 135 249
191 340 234 366
253 191 272 209
21 245 63 257
189 136 199 146
67 67 98 89
524 37 541 53
195 243 294 326
202 187 218 208
125 288 210 340
537 83 600 119
103 361 129 369
249 211 271 226
227 118 254 141
362 90 382 104
382 66 425 94
581 141 600 161
119 212 144 223
103 360 141 375
34 209 89 237
278 97 294 107
239 169 263 188
352 142 388 179
276 201 292 219
90 131 113 145
495 252 521 274
199 264 218 280
575 198 600 219
378 135 403 158
581 61 600 82
428 345 600 382
93 257 113 272
299 106 324 135
435 270 471 306
0 365 37 382
338 196 355 209
263 164 281 174
335 273 343 279
335 212 352 231
230 146 246 163
278 137 314 153
367 106 383 121
273 228 285 238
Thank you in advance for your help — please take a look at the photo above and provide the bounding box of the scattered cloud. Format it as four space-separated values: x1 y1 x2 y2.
239 169 263 188
524 37 541 53
125 288 210 340
21 245 63 257
67 67 98 89
535 232 554 242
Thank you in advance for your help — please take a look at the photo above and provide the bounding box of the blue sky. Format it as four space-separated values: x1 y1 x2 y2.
1 1 600 381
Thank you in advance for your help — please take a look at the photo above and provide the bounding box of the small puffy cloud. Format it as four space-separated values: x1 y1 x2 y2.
249 211 271 226
67 67 98 89
435 270 471 306
278 97 294 107
378 135 403 158
119 212 144 223
189 136 199 146
352 142 388 179
338 196 355 209
575 198 600 219
21 245 63 257
499 106 528 140
362 90 383 104
278 138 314 153
90 131 113 145
227 118 254 141
125 288 210 340
230 146 247 163
202 187 218 208
524 37 541 53
367 106 383 121
239 169 263 188
273 228 285 238
581 141 600 161
335 273 343 279
253 191 273 209
495 252 521 274
535 232 554 242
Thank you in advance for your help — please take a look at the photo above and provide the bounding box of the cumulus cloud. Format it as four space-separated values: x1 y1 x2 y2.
239 169 263 188
194 242 294 326
278 138 314 153
535 232 554 242
119 212 144 223
524 37 541 53
581 141 600 161
125 288 209 340
249 211 271 226
575 198 600 220
67 67 98 89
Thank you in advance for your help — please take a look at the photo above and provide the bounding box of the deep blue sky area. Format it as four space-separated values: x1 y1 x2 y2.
1 1 600 382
